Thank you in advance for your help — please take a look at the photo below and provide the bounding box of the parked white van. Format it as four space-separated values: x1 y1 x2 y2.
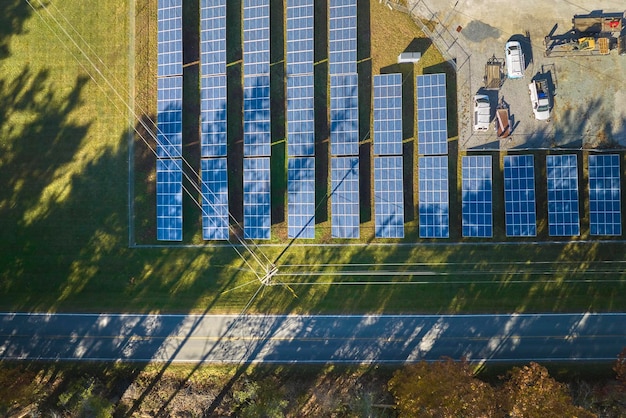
505 41 525 79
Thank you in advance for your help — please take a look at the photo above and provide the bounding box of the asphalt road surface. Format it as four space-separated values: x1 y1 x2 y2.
1 313 624 363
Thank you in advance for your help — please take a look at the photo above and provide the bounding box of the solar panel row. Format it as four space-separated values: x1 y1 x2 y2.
287 75 315 157
417 73 448 156
547 154 580 236
244 157 271 240
331 157 360 238
374 156 405 238
201 158 229 240
243 0 270 76
157 76 183 159
156 158 183 241
200 0 226 77
462 156 493 238
504 155 537 237
589 154 622 236
419 156 449 238
200 75 227 158
157 0 183 77
373 74 403 156
329 0 357 75
243 75 271 157
288 157 316 239
286 0 314 76
330 74 360 156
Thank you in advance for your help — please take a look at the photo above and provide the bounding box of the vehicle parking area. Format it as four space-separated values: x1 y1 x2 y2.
408 0 626 150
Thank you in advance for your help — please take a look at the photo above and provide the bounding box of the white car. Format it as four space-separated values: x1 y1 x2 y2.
505 41 525 79
473 95 490 131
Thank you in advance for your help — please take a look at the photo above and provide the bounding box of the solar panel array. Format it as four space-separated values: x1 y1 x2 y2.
201 158 229 240
588 154 622 236
331 157 360 238
330 74 360 156
329 0 357 75
288 157 316 238
156 159 183 241
157 0 183 77
286 0 314 76
417 74 448 156
419 156 449 238
243 157 271 239
243 0 270 76
157 76 183 158
373 74 403 156
243 75 271 157
462 156 493 238
547 154 580 236
503 155 537 237
287 75 315 157
156 0 184 241
200 0 226 76
374 156 405 238
200 75 227 157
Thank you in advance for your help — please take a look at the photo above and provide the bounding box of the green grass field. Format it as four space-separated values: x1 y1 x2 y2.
0 0 625 315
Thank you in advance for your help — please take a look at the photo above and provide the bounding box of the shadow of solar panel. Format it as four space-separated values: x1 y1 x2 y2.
156 158 183 241
287 75 315 157
243 75 271 157
201 158 229 240
373 74 403 156
201 75 227 157
200 0 226 76
157 76 183 158
243 0 270 76
589 154 622 236
157 0 183 77
547 154 580 236
288 157 315 239
419 156 449 238
417 73 448 155
375 156 405 238
287 0 314 76
503 155 537 237
244 157 271 240
330 74 359 156
331 157 360 238
329 0 357 75
462 155 493 238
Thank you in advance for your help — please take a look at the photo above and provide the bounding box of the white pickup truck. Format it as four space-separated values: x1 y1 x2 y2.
473 95 490 131
505 41 525 79
528 79 551 121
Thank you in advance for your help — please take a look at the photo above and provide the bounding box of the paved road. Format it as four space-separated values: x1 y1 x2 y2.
0 313 624 363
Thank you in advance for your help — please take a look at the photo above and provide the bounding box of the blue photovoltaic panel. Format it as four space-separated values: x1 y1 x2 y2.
157 0 183 77
547 154 580 236
286 0 314 75
243 157 271 239
287 75 315 157
589 154 622 236
374 156 405 238
157 76 183 158
156 158 183 241
462 155 493 238
201 75 227 157
288 157 316 239
330 74 359 156
329 0 357 74
373 73 403 156
201 158 229 240
504 155 537 237
200 0 226 76
417 73 448 155
243 0 270 76
243 75 271 157
419 156 449 238
331 157 360 238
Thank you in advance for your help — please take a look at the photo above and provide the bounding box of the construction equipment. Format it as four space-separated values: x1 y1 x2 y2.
544 11 624 57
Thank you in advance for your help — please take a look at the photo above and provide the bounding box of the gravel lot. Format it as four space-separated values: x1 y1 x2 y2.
407 0 626 150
